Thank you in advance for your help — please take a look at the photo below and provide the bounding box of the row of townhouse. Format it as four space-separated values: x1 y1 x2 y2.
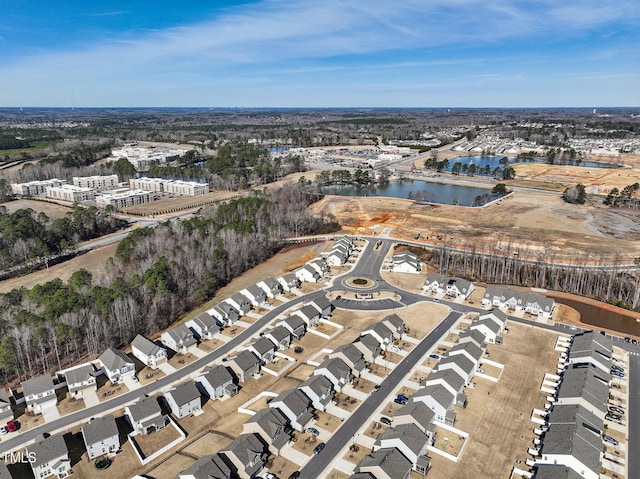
128 177 209 196
324 236 356 266
482 285 555 319
295 257 332 283
533 331 614 479
423 273 475 299
391 250 422 274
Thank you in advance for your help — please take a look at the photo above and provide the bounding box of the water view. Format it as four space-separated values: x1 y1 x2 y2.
441 155 620 176
322 180 497 206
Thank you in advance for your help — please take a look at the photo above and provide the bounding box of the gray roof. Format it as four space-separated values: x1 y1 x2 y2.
540 421 603 476
357 447 412 478
280 273 299 284
310 295 332 311
245 407 289 438
230 292 250 305
446 276 473 293
272 388 311 416
533 465 584 479
569 331 612 367
127 396 162 422
382 313 405 331
330 344 365 368
167 381 201 407
426 368 465 394
179 454 232 479
415 383 455 409
251 336 276 356
301 264 320 277
0 388 10 407
265 325 290 343
349 473 376 479
261 278 281 290
354 333 381 353
282 314 306 331
547 404 603 430
317 357 351 380
164 324 197 348
82 415 119 446
99 347 133 372
132 334 165 357
425 273 447 285
458 327 486 347
438 354 475 376
245 284 265 298
221 433 265 471
65 364 95 387
449 341 484 362
231 350 260 371
392 250 418 262
396 400 436 430
201 365 234 389
525 292 555 311
375 423 429 456
364 321 394 339
471 317 501 335
191 312 218 330
22 374 55 397
299 374 333 397
556 365 610 413
27 434 68 468
480 308 508 325
298 304 320 320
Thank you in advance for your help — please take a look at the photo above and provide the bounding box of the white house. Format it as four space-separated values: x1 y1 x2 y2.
263 326 291 350
240 284 267 306
22 374 57 413
27 434 71 479
226 293 252 315
82 415 120 460
257 278 282 298
447 342 484 368
210 302 239 325
357 447 413 479
362 322 395 346
374 423 431 473
248 336 277 365
306 258 330 276
295 265 321 283
298 374 334 411
314 357 353 391
391 250 422 274
278 315 307 340
292 305 321 328
186 312 220 340
197 365 238 400
269 388 315 432
165 381 202 419
161 324 198 354
277 273 300 291
469 318 502 344
413 384 457 426
99 347 136 384
125 396 166 435
436 355 476 385
423 273 447 294
0 388 13 421
326 248 348 266
65 364 97 398
444 277 475 299
131 334 167 369
478 309 508 332
308 295 334 318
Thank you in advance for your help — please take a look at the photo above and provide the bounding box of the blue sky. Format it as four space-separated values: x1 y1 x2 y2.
1 0 638 107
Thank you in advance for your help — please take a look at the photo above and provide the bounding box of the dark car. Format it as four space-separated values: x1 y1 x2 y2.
380 416 393 426
632 339 638 345
288 472 300 479
624 337 631 343
429 354 440 360
306 427 320 436
609 406 625 415
611 370 625 378
606 413 622 421
294 346 304 354
313 442 326 454
372 385 381 393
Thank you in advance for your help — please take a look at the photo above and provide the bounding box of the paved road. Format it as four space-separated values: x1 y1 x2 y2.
627 352 640 479
299 311 461 479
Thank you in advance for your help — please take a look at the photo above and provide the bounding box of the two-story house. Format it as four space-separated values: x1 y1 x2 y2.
277 315 306 340
308 296 334 318
98 347 136 384
131 334 167 370
295 265 321 283
269 388 315 432
220 433 268 479
65 364 97 398
374 423 432 475
263 326 291 351
277 273 300 291
298 374 334 412
242 407 291 455
210 302 240 326
292 305 321 328
27 434 71 478
161 324 198 354
165 381 202 419
314 357 353 391
0 388 13 421
327 344 366 378
178 454 232 479
125 396 166 435
356 447 412 479
186 312 220 340
240 284 267 307
22 374 57 413
352 334 382 363
226 293 252 316
257 278 282 298
197 365 238 400
228 350 261 383
81 415 120 459
248 337 277 365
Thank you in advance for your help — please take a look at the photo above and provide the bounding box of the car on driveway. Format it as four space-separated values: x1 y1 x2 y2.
632 339 638 345
0 426 7 435
611 371 625 378
380 416 393 426
606 413 622 421
306 427 320 436
611 365 624 373
264 474 277 479
288 472 300 479
313 442 326 454
602 435 619 446
429 354 440 360
5 421 17 432
609 406 625 415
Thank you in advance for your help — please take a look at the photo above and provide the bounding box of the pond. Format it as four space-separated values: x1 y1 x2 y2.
554 296 640 336
322 180 497 206
442 155 621 176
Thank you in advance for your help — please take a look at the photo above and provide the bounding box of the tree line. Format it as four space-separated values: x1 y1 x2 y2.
0 183 336 383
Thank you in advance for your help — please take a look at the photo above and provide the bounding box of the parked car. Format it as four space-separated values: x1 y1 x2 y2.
306 427 320 436
0 426 7 435
606 413 622 421
611 371 625 378
380 416 393 426
372 385 381 393
624 337 631 343
611 365 624 373
632 339 638 345
313 442 326 454
264 474 277 479
288 472 300 479
609 406 625 415
602 435 619 446
5 421 17 432
294 346 303 354
429 354 440 360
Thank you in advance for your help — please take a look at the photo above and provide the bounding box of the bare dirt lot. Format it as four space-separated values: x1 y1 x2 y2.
0 198 73 218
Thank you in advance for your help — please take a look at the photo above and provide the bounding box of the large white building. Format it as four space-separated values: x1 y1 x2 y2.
46 185 95 202
112 146 183 170
96 189 152 209
129 177 209 196
73 175 119 191
11 178 66 196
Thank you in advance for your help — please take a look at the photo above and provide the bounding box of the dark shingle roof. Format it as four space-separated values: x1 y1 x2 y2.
132 334 165 357
201 365 234 389
167 381 201 407
22 374 54 397
127 396 162 422
82 415 119 446
357 447 412 478
27 434 68 468
99 347 133 372
178 454 232 479
231 350 260 371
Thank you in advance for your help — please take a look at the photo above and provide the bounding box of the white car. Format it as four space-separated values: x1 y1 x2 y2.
264 474 277 479
0 426 7 435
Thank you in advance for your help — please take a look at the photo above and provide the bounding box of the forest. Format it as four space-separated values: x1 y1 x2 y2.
0 183 336 383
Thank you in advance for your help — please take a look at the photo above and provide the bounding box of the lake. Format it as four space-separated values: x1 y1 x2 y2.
322 180 496 206
442 155 620 175
554 296 640 336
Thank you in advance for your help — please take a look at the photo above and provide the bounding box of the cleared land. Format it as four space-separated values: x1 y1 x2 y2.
0 198 73 218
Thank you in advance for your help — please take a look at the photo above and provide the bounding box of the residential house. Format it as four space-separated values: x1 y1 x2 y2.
352 334 382 363
374 423 432 475
0 388 13 421
226 293 252 316
292 305 321 328
447 342 484 369
306 258 330 277
308 295 334 318
27 434 71 479
326 248 348 266
228 350 261 383
412 384 457 426
257 278 282 298
248 337 277 365
263 326 291 351
525 293 556 319
197 365 238 400
81 415 120 460
243 407 291 455
22 374 57 413
335 236 355 252
356 447 412 479
0 460 12 479
327 344 366 377
125 396 166 435
314 357 353 391
533 466 587 479
178 454 232 479
65 364 97 398
99 347 136 384
277 273 300 292
391 250 422 274
482 286 555 319
423 272 447 294
161 324 198 354
394 401 436 442
381 314 406 338
278 315 306 340
220 433 268 479
469 318 502 345
435 355 476 385
457 327 486 350
362 322 395 347
165 381 202 419
298 374 334 411
422 369 466 399
554 364 610 418
186 312 220 340
478 309 508 332
567 331 612 374
444 277 475 299
269 388 315 432
210 303 240 326
295 265 321 283
241 284 267 307
536 404 604 479
131 335 167 370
